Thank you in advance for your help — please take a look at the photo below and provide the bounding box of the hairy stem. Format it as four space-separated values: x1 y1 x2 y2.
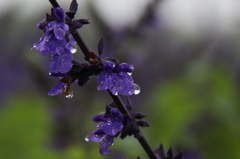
49 0 157 158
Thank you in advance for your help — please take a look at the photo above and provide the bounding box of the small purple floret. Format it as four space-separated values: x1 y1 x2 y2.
97 61 140 96
33 7 69 55
88 108 124 155
33 7 77 74
115 63 134 73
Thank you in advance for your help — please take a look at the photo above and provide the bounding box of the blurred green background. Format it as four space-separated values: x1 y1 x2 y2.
1 0 240 159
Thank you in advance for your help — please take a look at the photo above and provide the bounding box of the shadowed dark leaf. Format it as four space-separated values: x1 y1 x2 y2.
69 0 78 13
136 120 150 127
134 112 147 119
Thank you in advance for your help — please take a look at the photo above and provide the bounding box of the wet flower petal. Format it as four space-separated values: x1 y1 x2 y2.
54 28 65 40
87 108 124 155
48 82 65 96
99 135 114 155
50 50 73 73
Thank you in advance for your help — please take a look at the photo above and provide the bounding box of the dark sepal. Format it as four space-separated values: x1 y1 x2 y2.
46 13 56 23
71 19 90 30
154 144 184 159
68 61 102 87
98 38 104 57
134 112 147 119
136 121 150 127
104 104 113 118
66 11 76 20
120 116 140 139
66 0 78 19
167 147 173 159
155 144 167 159
75 19 90 25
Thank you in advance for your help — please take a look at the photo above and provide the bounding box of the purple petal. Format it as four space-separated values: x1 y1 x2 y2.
88 129 105 142
99 135 114 155
92 114 108 122
97 70 115 90
50 50 73 73
54 28 65 40
48 82 65 96
115 63 134 73
103 61 115 70
54 7 65 22
34 31 67 55
114 72 138 96
110 108 124 121
37 21 46 30
99 119 123 136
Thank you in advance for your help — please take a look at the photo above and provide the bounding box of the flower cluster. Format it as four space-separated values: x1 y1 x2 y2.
33 7 76 73
97 61 140 96
86 107 124 155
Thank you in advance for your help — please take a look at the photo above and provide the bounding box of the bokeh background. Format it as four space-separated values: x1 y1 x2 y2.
1 0 240 158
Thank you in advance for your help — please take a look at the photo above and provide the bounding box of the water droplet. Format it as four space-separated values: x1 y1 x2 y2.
65 93 73 98
85 136 89 142
127 72 132 75
65 89 73 98
114 92 118 95
111 142 114 146
48 72 52 76
94 134 99 138
31 44 36 50
134 85 140 95
71 48 77 54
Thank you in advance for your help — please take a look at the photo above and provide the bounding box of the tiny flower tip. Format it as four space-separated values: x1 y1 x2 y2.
37 21 45 30
103 61 115 70
54 7 65 22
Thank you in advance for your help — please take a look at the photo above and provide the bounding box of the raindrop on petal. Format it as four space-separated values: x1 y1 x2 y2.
32 44 36 50
85 136 89 142
134 85 140 95
65 89 73 98
71 48 77 54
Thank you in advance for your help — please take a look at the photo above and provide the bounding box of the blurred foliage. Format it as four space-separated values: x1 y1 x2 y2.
0 95 60 159
145 62 240 159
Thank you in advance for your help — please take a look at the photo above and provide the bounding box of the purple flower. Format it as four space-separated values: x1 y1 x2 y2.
87 108 124 155
33 7 69 55
97 61 140 96
50 49 74 73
